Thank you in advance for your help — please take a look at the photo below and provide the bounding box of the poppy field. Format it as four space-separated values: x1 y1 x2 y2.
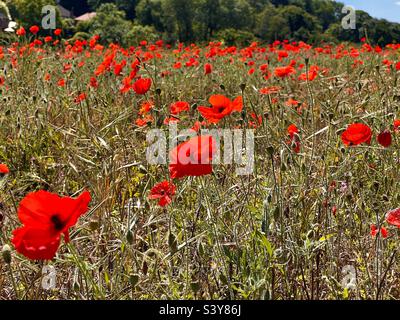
1 28 400 300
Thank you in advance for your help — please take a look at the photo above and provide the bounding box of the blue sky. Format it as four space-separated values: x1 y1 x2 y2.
341 0 400 23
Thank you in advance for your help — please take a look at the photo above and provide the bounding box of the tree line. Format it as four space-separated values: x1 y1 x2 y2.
5 0 400 46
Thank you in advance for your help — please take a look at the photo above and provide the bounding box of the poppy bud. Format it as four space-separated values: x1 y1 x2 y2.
240 83 246 91
377 130 392 148
126 230 134 245
2 244 11 264
168 233 178 254
220 84 225 91
155 88 162 95
267 146 274 156
129 274 139 287
191 281 200 293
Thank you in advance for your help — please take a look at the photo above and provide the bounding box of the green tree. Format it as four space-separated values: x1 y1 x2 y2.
89 3 132 46
7 0 62 31
136 0 165 32
195 0 222 39
163 0 195 42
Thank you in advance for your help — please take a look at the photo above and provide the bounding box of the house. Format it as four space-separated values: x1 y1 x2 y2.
75 12 97 22
57 4 74 19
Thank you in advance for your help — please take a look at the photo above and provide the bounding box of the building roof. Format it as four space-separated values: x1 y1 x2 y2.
75 12 96 22
57 4 73 18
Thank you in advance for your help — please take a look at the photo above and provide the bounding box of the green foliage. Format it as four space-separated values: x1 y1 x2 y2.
9 0 400 44
125 24 159 45
89 3 133 46
7 0 60 30
213 28 256 46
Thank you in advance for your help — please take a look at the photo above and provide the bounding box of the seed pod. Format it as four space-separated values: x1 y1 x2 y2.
2 244 11 264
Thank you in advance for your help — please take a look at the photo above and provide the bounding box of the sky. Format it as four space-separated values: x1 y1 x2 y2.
340 0 400 23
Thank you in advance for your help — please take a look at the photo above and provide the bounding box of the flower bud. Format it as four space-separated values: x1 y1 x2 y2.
2 244 11 264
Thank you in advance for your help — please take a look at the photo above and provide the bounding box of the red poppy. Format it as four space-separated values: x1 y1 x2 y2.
16 27 26 36
29 25 40 35
89 77 98 88
170 101 190 115
148 181 176 207
259 86 281 95
74 93 86 104
394 119 400 132
54 29 62 36
371 225 388 238
288 124 299 139
136 114 153 127
133 78 152 95
169 135 216 179
286 98 299 106
386 208 400 228
377 130 392 148
287 124 300 153
204 63 212 75
12 190 91 260
274 65 296 78
0 163 9 175
198 95 243 124
341 123 372 146
139 100 154 115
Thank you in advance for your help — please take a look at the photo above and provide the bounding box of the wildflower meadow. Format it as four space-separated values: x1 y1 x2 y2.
1 26 400 301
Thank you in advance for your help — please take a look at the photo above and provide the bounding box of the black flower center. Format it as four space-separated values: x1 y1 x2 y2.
51 214 65 231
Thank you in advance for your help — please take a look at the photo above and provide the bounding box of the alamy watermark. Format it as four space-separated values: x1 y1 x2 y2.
146 124 255 176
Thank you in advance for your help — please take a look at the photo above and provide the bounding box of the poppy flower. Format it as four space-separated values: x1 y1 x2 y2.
371 225 388 238
74 93 86 104
136 114 153 127
204 63 212 75
274 65 296 78
341 123 372 146
0 163 9 175
133 78 152 95
54 29 62 36
197 95 243 124
386 208 400 228
259 86 281 95
148 181 176 207
29 25 40 35
139 100 154 115
89 77 98 88
11 190 91 260
377 130 392 148
287 124 300 153
285 98 299 107
394 119 400 132
169 135 216 179
170 101 190 115
16 27 26 36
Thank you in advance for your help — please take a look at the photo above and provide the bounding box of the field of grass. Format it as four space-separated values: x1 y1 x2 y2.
1 33 400 300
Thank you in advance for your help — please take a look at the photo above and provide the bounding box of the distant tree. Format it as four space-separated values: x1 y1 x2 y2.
278 5 322 40
163 0 195 42
59 0 91 16
195 0 222 39
219 0 254 30
115 0 138 19
270 0 289 6
89 3 132 45
125 24 159 45
8 0 62 32
255 4 289 40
